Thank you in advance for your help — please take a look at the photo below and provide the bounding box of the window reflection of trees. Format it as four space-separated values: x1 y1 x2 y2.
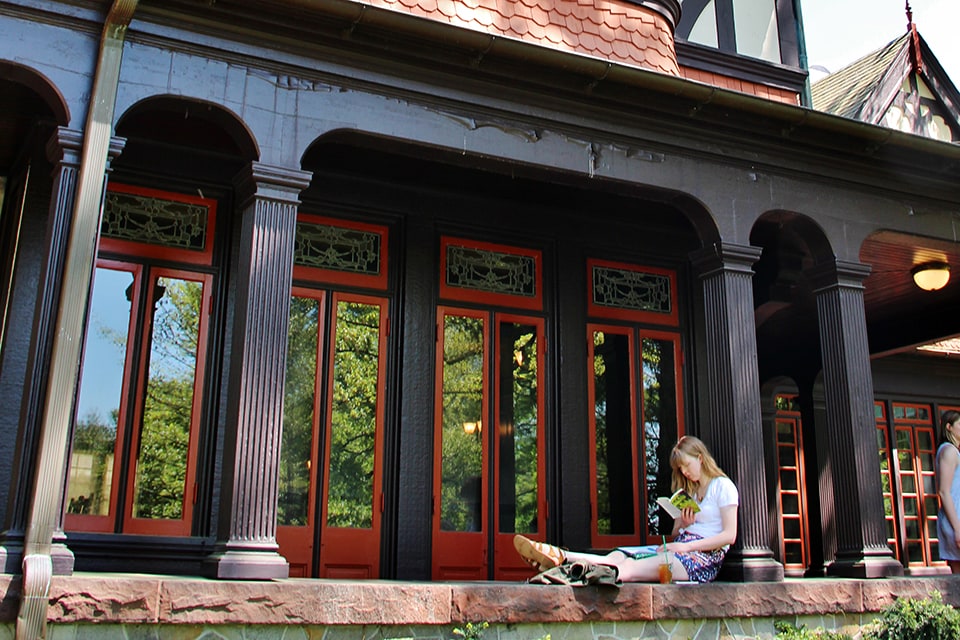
502 324 539 535
68 267 130 517
278 296 320 527
593 331 678 539
440 315 484 532
132 277 202 520
326 301 380 529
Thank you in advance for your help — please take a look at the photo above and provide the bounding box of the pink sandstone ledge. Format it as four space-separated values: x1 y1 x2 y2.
0 574 955 627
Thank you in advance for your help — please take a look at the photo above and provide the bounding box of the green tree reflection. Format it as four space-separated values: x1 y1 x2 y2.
327 301 381 528
132 278 201 520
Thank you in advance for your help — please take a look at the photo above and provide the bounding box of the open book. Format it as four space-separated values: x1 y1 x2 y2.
656 489 701 519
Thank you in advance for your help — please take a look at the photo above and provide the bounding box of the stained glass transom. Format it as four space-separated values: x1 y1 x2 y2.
592 265 671 314
446 244 536 297
294 221 381 276
102 191 208 251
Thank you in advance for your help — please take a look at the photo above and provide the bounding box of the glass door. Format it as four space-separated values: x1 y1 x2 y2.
588 324 682 548
277 290 388 578
432 308 546 580
66 262 212 537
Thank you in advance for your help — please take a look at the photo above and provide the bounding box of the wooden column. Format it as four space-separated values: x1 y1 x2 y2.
206 162 311 580
809 260 902 578
0 129 124 575
691 242 783 582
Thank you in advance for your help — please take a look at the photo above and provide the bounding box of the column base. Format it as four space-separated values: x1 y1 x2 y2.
0 538 74 575
827 548 904 579
717 549 784 582
204 547 290 580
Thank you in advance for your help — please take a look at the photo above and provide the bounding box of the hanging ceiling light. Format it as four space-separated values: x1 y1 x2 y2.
911 261 951 291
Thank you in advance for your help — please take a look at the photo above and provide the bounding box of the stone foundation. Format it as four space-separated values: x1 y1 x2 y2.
0 574 956 639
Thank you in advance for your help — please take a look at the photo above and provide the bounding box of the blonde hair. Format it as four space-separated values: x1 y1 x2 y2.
670 435 727 495
942 410 960 449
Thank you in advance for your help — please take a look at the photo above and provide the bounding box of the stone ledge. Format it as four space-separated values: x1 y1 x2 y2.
0 574 956 627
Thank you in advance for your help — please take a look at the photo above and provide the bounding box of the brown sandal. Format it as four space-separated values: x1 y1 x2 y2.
513 535 565 571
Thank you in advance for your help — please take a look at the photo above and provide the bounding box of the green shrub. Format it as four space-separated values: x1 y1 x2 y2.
452 622 489 640
774 620 852 639
865 590 960 640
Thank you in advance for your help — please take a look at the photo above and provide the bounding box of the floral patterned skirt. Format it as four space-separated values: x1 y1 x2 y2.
671 531 727 583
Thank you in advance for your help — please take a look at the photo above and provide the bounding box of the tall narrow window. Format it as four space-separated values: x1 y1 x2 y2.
498 320 541 537
439 312 486 535
877 402 940 568
278 295 322 530
876 402 899 560
774 394 808 575
677 0 783 63
591 328 638 542
276 214 391 579
67 264 138 528
433 237 546 581
324 298 382 529
127 273 207 529
65 183 217 537
587 259 682 548
642 336 680 537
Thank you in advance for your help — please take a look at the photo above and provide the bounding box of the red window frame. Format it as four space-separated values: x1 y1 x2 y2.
65 260 142 534
774 394 808 574
587 324 685 548
292 213 389 290
432 306 491 580
123 267 212 536
317 291 389 578
492 312 548 581
98 182 217 266
277 212 392 578
876 402 900 560
585 256 683 548
66 183 217 537
889 402 938 568
439 236 542 311
587 323 641 548
276 287 326 577
586 258 679 327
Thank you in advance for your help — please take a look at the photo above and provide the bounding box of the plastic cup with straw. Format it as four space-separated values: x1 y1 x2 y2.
658 534 672 584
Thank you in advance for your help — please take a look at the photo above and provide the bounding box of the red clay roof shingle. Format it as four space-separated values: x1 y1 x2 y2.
363 0 680 74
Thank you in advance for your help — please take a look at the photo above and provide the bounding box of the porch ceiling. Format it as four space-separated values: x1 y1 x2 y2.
861 230 960 356
755 227 960 381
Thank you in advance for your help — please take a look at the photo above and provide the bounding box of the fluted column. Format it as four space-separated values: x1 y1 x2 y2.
691 243 783 582
0 129 124 575
206 162 312 580
809 260 902 578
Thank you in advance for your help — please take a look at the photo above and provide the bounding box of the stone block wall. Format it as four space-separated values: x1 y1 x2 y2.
0 574 955 639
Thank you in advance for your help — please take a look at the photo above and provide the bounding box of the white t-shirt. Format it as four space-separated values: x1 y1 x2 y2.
682 476 738 540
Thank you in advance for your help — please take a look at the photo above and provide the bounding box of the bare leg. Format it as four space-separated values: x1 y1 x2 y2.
949 560 960 575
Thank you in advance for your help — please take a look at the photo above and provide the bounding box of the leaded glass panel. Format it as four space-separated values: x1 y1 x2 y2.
446 245 536 297
102 191 208 250
592 265 671 314
294 221 381 276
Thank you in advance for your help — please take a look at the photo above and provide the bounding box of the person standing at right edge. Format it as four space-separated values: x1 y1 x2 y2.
936 410 960 574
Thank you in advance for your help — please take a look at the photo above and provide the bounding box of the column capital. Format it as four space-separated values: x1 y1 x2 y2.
233 162 312 207
689 242 763 278
808 259 872 292
46 132 126 170
45 127 83 165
